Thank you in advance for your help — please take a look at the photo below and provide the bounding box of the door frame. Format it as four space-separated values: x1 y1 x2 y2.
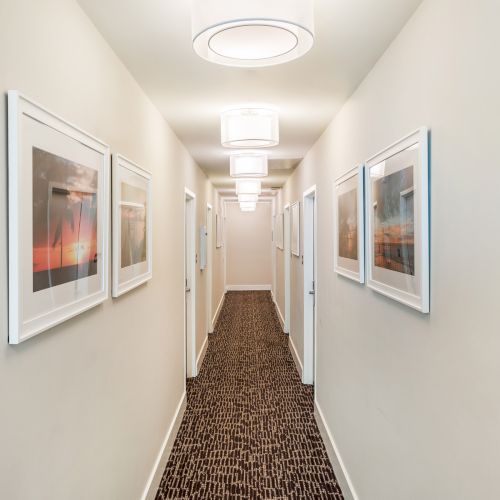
303 185 317 386
184 188 197 379
284 203 291 334
206 203 214 333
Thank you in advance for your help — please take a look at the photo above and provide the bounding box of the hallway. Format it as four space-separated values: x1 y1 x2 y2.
156 292 343 499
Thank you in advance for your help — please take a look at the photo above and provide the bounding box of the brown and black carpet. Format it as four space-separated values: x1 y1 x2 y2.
156 291 343 499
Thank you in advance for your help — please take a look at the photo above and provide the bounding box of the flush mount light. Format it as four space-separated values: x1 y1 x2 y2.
222 108 279 148
236 179 262 196
238 193 259 203
230 152 268 178
191 0 314 68
240 201 257 212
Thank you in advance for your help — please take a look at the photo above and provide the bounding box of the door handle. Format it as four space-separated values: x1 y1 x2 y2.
185 288 191 293
309 290 315 295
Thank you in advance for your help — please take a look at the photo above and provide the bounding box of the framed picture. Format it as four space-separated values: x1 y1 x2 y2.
291 202 300 256
8 91 110 344
334 166 365 283
275 212 284 250
365 127 429 313
216 213 223 248
112 155 152 298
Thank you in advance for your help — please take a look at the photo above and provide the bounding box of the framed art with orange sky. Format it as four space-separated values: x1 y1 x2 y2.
8 92 110 343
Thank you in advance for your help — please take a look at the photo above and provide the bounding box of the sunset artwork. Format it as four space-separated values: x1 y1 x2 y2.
338 188 358 261
373 165 415 275
32 147 98 293
120 182 147 269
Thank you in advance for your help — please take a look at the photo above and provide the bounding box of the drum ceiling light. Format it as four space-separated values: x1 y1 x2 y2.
240 202 257 212
236 179 262 196
222 108 279 148
230 152 268 178
238 193 259 203
191 0 315 68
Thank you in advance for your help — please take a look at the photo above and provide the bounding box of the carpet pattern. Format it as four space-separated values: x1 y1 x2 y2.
156 291 343 499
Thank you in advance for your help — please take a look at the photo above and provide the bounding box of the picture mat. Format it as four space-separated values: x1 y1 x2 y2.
334 166 365 282
8 92 109 343
22 116 104 321
365 127 429 313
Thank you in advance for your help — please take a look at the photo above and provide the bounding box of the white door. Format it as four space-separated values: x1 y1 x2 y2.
303 187 317 386
284 204 291 334
185 189 196 378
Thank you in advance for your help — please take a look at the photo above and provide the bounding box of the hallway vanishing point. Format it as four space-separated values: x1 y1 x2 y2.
155 291 343 499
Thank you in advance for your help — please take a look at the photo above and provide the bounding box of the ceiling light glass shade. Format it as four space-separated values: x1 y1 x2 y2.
222 108 279 148
240 202 257 212
238 193 259 203
191 0 314 67
236 179 262 196
230 153 268 178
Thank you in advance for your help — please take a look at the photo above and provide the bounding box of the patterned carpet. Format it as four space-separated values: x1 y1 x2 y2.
156 291 343 499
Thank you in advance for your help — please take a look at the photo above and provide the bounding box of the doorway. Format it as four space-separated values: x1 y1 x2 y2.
185 188 197 379
284 204 291 334
303 186 317 386
206 203 213 333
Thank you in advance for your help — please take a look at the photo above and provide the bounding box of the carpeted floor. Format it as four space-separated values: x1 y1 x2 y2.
155 291 343 499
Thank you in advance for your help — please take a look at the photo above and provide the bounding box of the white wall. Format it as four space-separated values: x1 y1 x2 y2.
277 0 500 498
0 0 218 498
225 202 273 289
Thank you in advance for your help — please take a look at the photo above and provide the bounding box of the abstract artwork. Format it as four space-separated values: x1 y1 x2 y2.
32 148 98 292
112 155 152 298
334 165 365 283
8 92 110 343
365 128 429 313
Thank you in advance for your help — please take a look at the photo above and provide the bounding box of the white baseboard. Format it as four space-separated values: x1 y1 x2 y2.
211 293 225 332
141 392 187 500
288 336 303 378
272 292 285 331
197 335 208 373
314 400 358 500
225 284 272 291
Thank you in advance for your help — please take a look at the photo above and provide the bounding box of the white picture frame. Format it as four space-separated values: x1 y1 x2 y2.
275 212 284 250
334 165 365 283
112 154 152 298
216 213 223 248
291 202 300 257
8 91 110 344
365 127 429 313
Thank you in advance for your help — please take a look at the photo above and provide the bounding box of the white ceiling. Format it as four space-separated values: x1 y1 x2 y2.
78 0 422 188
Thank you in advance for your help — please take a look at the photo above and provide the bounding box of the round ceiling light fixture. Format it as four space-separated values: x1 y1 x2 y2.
230 152 268 178
240 201 257 212
222 108 279 148
191 0 314 67
238 193 259 203
236 179 262 196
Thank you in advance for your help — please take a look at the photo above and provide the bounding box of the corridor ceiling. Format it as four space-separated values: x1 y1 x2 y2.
78 0 422 188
